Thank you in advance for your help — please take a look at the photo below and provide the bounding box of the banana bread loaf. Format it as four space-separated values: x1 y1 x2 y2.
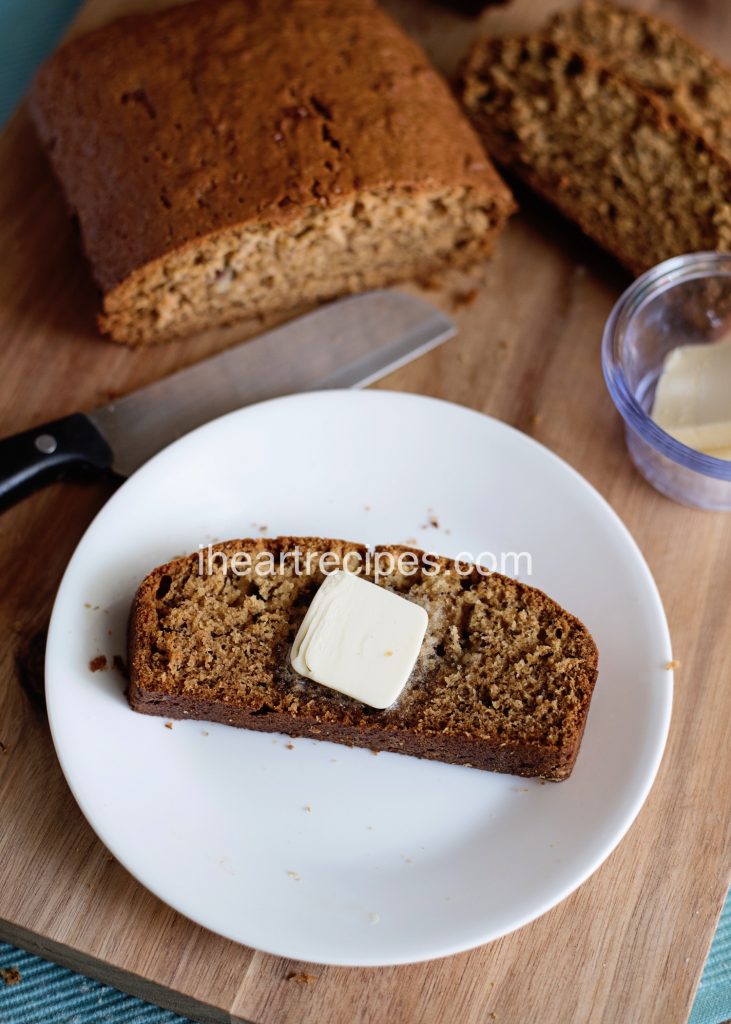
461 34 731 275
545 0 731 162
29 0 515 346
128 537 599 781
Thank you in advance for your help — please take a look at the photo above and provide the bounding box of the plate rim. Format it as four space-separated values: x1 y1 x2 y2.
45 389 673 966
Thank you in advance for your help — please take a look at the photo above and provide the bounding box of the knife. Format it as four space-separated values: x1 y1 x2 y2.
0 290 455 513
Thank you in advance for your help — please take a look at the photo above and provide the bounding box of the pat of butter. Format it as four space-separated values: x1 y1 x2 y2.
290 570 428 709
652 337 731 460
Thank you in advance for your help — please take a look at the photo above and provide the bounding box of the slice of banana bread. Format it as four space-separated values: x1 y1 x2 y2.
461 35 731 275
545 0 731 162
128 537 599 781
29 0 514 346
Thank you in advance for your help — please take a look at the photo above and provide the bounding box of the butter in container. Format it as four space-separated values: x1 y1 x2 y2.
602 253 731 510
651 336 731 461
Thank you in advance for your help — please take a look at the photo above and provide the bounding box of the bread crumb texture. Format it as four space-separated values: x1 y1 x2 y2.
129 538 598 780
545 0 731 161
462 15 731 274
29 0 513 345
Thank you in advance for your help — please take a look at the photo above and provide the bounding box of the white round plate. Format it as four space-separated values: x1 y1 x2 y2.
46 390 672 966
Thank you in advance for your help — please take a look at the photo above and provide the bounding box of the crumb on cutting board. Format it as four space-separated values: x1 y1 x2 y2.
664 659 680 670
89 655 107 672
287 972 318 984
417 275 442 292
164 721 174 730
450 287 479 311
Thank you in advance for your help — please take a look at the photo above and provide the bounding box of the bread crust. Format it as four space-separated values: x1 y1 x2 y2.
128 537 599 781
545 0 731 161
461 33 731 275
29 0 514 343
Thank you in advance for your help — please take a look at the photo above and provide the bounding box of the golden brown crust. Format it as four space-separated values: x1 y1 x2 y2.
29 0 514 344
128 536 599 781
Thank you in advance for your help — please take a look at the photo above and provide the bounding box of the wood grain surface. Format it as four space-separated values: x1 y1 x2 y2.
0 1 729 1022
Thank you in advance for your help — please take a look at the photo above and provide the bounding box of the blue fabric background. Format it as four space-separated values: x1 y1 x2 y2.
0 3 728 1022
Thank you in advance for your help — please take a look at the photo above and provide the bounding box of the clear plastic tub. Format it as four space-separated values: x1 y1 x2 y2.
602 252 731 510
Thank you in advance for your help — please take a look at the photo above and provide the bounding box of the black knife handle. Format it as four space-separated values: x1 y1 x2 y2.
0 413 114 513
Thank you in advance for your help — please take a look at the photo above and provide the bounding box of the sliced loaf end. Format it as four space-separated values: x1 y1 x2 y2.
101 184 514 346
545 0 731 161
28 0 516 347
461 34 731 274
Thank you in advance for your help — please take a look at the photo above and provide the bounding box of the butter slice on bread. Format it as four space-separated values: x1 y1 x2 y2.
128 537 598 781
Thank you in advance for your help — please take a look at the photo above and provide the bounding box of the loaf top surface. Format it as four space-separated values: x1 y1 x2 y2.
129 537 599 755
29 0 511 293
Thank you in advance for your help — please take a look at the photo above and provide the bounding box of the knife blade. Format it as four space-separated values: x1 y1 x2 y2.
0 290 455 512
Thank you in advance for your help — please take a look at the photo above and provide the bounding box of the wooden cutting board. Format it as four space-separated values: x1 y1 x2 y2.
0 1 729 1021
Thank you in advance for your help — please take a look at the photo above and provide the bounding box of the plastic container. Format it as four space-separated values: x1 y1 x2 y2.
602 252 731 510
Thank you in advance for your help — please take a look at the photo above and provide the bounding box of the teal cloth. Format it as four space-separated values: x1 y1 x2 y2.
0 0 80 124
0 4 728 1022
0 943 193 1023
